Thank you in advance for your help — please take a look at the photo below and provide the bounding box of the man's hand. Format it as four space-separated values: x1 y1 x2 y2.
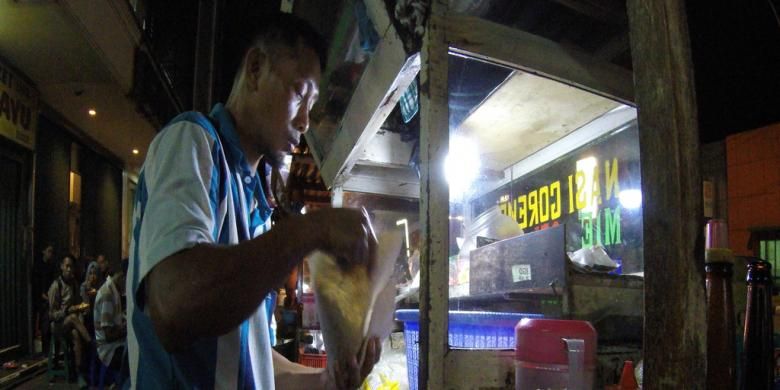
307 208 377 271
330 336 382 390
278 337 382 390
67 303 86 314
145 207 377 353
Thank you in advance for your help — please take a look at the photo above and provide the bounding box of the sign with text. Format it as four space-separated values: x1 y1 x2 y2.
471 124 644 273
0 59 38 149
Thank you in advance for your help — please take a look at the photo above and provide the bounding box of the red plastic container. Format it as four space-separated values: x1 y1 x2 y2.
515 318 597 390
298 352 327 368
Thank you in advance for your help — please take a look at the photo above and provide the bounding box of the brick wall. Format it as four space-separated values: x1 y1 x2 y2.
727 123 780 255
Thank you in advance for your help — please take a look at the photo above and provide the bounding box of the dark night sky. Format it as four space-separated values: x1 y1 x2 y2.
687 1 780 144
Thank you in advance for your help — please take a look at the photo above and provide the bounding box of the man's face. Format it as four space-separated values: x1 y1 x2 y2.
97 255 107 272
243 42 321 167
43 246 53 261
61 257 74 281
87 267 98 285
114 272 126 295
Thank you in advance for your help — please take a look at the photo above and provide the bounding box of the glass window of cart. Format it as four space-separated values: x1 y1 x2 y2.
440 52 644 389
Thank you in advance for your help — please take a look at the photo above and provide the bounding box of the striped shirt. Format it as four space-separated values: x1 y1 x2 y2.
94 275 125 365
128 104 275 389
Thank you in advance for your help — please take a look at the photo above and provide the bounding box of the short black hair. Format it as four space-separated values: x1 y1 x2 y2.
220 12 327 101
247 13 327 70
61 254 76 265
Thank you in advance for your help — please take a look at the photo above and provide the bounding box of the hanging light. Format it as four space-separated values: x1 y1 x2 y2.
445 134 480 199
619 189 643 209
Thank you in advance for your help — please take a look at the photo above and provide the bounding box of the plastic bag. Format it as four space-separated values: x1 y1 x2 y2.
567 245 618 272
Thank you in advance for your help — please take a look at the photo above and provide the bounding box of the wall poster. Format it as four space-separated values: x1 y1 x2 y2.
0 58 38 150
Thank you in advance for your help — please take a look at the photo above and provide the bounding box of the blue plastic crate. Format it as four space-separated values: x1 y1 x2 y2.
395 310 543 390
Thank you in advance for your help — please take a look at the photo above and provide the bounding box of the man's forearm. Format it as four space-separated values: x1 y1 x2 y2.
146 214 321 352
49 298 65 321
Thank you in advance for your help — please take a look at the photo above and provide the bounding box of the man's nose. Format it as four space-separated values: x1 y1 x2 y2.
292 106 310 134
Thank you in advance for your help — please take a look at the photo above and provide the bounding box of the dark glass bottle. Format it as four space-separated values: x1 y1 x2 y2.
742 260 774 390
706 261 736 390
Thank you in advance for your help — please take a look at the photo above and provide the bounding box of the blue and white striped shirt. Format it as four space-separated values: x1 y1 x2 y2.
128 104 276 389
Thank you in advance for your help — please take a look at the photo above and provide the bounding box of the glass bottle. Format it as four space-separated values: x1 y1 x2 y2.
742 259 774 390
704 219 738 390
705 260 736 390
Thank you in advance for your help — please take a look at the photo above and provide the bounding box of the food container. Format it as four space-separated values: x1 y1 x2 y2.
515 318 597 390
396 309 542 390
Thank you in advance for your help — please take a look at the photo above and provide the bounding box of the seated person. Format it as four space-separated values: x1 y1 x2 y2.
94 260 128 376
48 254 91 384
80 261 100 337
95 254 110 288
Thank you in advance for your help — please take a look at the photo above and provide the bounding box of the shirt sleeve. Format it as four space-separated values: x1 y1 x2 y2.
80 284 88 304
96 292 116 328
48 281 66 321
133 121 220 304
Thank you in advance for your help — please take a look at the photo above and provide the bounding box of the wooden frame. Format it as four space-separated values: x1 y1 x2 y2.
416 1 705 388
446 13 635 105
341 165 420 199
418 1 450 388
315 24 420 189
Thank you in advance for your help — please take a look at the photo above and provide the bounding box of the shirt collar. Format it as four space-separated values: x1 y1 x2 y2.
210 103 255 178
210 103 273 220
108 275 120 296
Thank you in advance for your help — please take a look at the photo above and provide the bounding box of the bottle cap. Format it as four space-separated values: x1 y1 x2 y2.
746 260 772 283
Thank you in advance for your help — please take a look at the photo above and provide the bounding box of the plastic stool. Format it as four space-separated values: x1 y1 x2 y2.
47 332 72 382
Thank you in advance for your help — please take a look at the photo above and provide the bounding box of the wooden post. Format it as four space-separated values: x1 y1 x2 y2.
419 0 449 388
626 0 707 388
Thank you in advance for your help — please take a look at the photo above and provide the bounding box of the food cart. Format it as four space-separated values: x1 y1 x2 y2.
303 0 705 387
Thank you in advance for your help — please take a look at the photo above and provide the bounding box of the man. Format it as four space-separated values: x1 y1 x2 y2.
33 245 56 301
94 259 128 376
48 254 91 385
128 14 380 389
32 244 56 353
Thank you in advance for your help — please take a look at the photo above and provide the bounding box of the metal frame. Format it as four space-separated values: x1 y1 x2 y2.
314 12 421 189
